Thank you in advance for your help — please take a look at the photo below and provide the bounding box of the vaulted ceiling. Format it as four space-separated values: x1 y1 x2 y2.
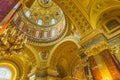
0 0 120 79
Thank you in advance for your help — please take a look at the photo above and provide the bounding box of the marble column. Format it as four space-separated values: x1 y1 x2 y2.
88 55 102 80
112 54 120 72
84 65 93 80
100 49 120 80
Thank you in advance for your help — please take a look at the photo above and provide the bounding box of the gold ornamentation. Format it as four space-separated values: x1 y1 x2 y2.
0 23 27 55
85 41 111 56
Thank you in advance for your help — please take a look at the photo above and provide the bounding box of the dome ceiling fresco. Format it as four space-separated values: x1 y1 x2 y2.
12 0 66 45
23 0 64 27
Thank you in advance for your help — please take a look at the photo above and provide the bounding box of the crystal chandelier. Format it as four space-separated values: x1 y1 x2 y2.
0 23 27 55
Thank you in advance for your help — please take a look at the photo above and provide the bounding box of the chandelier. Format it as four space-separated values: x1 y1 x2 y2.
0 23 27 55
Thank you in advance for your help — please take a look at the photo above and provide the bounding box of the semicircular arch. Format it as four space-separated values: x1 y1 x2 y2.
95 6 120 28
0 59 22 79
47 36 80 71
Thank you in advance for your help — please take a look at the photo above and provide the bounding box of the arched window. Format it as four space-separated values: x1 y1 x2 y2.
38 19 43 25
25 11 31 17
51 18 55 25
0 67 12 80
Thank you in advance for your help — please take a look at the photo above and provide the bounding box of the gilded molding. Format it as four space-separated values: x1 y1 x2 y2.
52 0 93 37
85 41 111 57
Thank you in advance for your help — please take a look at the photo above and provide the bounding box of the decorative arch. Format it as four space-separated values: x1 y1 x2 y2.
0 60 20 80
90 0 120 28
52 0 93 36
0 53 30 79
25 45 40 66
47 36 80 75
95 6 120 28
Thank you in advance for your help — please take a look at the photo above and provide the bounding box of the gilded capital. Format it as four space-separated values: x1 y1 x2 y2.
85 41 111 56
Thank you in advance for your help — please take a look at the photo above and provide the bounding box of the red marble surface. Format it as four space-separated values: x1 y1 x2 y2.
0 0 19 22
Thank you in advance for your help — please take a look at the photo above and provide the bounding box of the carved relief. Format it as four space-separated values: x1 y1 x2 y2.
85 41 111 56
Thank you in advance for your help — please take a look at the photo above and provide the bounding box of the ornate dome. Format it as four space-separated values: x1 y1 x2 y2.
23 0 64 27
12 0 67 46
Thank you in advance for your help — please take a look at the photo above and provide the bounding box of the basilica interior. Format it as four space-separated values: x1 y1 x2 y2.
0 0 120 80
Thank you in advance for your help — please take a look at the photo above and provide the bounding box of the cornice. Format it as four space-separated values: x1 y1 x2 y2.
85 41 111 57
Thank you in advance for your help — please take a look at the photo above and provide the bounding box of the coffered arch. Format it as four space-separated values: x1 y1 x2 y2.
23 45 40 67
90 0 120 28
96 6 120 28
49 0 93 36
47 36 80 76
25 45 41 66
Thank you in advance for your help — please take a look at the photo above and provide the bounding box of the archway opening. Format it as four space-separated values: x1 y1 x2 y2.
0 67 12 80
47 38 80 79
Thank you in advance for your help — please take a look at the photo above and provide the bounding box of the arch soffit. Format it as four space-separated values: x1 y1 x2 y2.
95 6 120 27
52 0 93 36
25 45 40 66
90 0 120 28
47 37 80 69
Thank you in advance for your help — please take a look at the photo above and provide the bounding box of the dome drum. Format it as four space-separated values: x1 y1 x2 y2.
12 0 67 46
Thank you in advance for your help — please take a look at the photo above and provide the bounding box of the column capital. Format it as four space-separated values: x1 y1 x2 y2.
85 41 111 57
